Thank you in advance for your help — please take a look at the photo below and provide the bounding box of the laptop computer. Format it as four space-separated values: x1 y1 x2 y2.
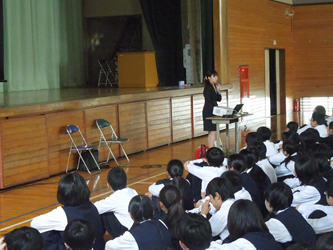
233 104 244 115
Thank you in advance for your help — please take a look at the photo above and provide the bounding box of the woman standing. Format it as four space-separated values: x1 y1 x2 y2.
203 70 221 148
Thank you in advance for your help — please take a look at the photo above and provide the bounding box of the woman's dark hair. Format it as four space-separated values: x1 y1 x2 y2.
221 171 243 194
227 153 247 173
295 156 320 185
257 127 272 141
129 195 154 223
206 177 234 201
206 147 225 166
245 132 263 147
64 219 95 250
4 227 44 250
203 70 218 86
312 111 327 126
167 159 184 191
227 199 268 241
159 185 184 234
287 122 299 133
264 182 293 212
177 213 212 250
312 153 331 174
315 232 333 250
107 167 127 191
57 172 90 206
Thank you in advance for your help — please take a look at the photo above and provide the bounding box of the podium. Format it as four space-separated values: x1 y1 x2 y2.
117 52 158 88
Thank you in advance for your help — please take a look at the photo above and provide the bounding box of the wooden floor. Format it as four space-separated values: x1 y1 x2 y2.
0 113 298 235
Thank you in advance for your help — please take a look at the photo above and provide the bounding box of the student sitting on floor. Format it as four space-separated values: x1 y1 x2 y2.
319 121 333 150
184 147 227 200
310 111 328 138
1 227 44 250
256 142 277 183
94 167 138 238
63 219 95 250
147 159 194 212
264 182 316 248
106 195 172 250
257 126 278 157
314 105 333 124
286 121 299 133
221 170 252 201
30 172 105 250
177 213 212 250
209 200 282 250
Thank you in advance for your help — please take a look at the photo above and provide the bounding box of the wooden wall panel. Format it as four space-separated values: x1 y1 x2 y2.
46 111 85 175
85 105 119 163
171 96 192 142
147 99 171 149
292 5 333 100
1 117 48 188
192 94 207 137
118 102 147 154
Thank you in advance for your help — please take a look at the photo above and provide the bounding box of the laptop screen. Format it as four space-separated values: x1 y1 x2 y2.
233 104 244 114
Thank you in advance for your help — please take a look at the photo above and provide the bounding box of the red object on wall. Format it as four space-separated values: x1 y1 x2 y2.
239 66 249 99
294 98 300 112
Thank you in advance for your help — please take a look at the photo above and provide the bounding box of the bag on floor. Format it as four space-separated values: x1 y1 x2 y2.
194 145 209 159
78 149 99 171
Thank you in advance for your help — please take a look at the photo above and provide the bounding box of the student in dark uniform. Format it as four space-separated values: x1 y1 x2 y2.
202 70 222 148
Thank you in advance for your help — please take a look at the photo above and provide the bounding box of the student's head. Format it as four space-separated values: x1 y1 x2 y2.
227 199 268 241
4 227 44 250
206 147 224 167
167 159 184 178
311 111 327 127
294 156 320 185
239 147 258 169
221 171 243 194
177 213 212 250
204 70 218 85
107 167 127 191
257 143 267 160
328 121 333 136
282 139 299 156
227 153 247 172
326 179 333 206
314 105 326 116
63 219 95 250
312 153 331 174
206 177 234 210
128 195 154 223
286 121 299 133
264 182 293 213
159 185 184 232
315 232 333 250
245 132 263 147
282 131 300 144
257 127 272 141
57 172 90 206
299 129 319 151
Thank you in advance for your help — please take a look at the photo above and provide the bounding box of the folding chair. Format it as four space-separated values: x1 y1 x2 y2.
66 125 101 174
97 59 118 87
96 119 130 166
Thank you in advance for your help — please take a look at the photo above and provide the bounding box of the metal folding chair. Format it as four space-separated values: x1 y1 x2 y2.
97 58 118 87
66 125 101 174
96 119 130 166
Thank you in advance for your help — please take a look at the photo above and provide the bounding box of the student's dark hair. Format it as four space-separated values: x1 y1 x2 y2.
203 70 218 86
206 177 234 201
63 219 95 250
107 167 127 191
312 111 327 126
227 153 247 173
206 147 224 166
167 159 184 191
299 129 319 152
329 121 333 130
245 132 263 147
257 126 272 141
295 156 320 185
315 232 333 250
159 185 184 234
287 121 299 133
327 178 333 198
264 182 293 212
221 171 243 193
281 139 299 170
240 147 258 168
257 143 267 160
314 105 326 116
57 172 90 206
282 131 300 144
312 153 331 174
128 195 154 223
4 226 44 250
227 199 268 241
177 213 212 250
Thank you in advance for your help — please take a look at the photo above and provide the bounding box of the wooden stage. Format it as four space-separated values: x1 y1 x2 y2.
0 86 232 189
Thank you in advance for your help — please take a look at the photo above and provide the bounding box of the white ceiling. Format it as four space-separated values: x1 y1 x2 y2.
272 0 333 5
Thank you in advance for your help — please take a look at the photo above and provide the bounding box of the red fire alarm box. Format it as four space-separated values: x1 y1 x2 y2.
239 65 249 99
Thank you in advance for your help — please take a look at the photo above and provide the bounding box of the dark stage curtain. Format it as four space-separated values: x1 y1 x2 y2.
140 0 185 86
201 0 214 75
0 0 5 81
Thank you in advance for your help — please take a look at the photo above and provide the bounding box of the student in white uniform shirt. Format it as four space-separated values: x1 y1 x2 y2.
310 111 328 138
314 105 333 124
256 143 277 183
208 200 282 250
264 183 316 247
200 177 235 240
94 167 138 238
221 171 252 201
184 147 227 199
63 219 95 250
257 126 278 157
